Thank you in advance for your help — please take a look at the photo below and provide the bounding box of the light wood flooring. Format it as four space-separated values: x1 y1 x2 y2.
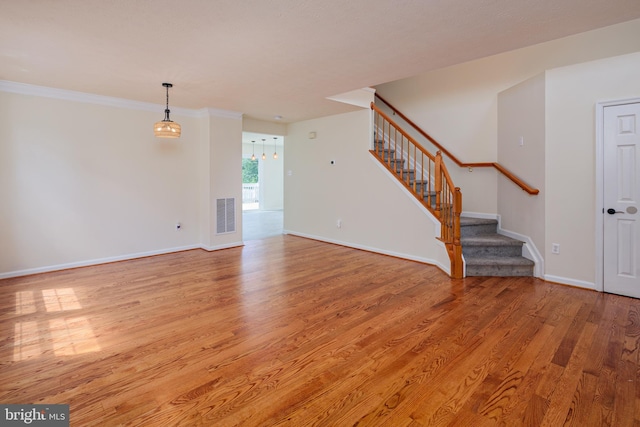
1 235 639 426
242 209 283 241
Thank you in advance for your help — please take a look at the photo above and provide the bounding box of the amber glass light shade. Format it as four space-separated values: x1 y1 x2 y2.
154 120 181 138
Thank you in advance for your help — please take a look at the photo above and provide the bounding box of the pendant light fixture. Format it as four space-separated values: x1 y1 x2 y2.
273 137 278 159
154 83 181 138
261 139 266 160
251 140 256 161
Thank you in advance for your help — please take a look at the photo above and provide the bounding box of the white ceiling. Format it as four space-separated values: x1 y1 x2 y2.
2 0 640 123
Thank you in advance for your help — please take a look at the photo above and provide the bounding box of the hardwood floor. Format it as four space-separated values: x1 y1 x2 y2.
1 235 639 426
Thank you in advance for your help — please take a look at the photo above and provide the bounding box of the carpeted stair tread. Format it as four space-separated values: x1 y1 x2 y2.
460 217 498 227
465 256 535 266
461 234 524 246
465 256 535 277
460 217 501 239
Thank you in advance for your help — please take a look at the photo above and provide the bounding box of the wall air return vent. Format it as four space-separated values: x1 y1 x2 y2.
216 198 236 234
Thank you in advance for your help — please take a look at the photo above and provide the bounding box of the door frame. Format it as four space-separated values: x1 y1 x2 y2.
595 97 640 293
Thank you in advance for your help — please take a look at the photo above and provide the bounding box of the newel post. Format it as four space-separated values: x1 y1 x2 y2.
451 187 463 278
453 187 462 246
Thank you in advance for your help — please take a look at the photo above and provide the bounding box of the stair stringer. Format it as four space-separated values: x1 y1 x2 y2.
370 156 454 275
462 211 543 278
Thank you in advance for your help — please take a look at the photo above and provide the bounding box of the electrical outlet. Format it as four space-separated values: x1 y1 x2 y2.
336 219 342 228
551 243 560 254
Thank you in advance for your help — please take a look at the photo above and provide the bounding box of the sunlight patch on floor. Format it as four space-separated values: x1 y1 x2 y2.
48 317 101 356
42 288 82 312
13 321 42 361
13 288 101 361
15 291 37 315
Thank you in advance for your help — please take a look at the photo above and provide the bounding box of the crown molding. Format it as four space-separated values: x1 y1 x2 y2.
0 80 242 119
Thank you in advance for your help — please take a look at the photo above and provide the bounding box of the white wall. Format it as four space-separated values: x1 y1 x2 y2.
0 86 243 277
376 18 640 215
285 109 451 271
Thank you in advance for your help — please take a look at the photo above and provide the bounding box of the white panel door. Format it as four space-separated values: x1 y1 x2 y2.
604 102 640 298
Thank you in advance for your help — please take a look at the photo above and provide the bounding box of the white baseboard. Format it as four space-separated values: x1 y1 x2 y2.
543 275 596 291
284 230 450 274
0 235 597 292
0 244 207 280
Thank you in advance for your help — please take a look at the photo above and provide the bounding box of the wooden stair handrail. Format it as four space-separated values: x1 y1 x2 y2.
374 94 539 195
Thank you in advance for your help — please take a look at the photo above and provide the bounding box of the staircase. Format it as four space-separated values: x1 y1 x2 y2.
460 217 534 276
371 107 535 278
374 144 535 276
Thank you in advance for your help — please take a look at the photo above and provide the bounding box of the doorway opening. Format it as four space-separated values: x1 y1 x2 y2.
242 133 284 240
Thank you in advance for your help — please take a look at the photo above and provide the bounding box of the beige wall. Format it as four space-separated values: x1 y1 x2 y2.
243 117 287 136
285 110 451 271
375 19 640 287
0 91 201 275
4 19 640 283
205 113 244 249
545 52 640 285
381 57 633 285
497 73 546 266
261 148 284 211
376 18 640 215
0 88 243 277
